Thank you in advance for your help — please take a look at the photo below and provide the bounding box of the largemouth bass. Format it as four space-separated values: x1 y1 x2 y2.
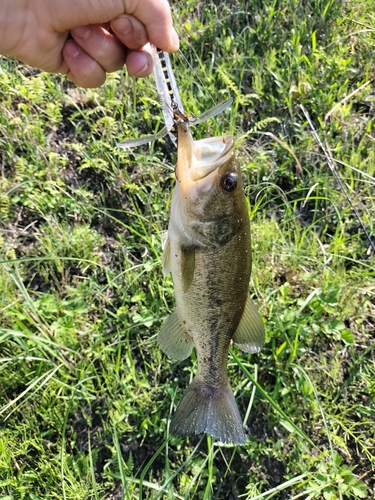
159 122 265 445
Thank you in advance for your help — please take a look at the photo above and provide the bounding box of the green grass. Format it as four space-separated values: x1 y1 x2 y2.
1 0 374 498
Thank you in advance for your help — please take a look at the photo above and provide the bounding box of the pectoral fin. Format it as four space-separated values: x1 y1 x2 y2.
161 236 195 291
233 294 265 353
180 246 195 292
158 310 194 360
161 232 171 276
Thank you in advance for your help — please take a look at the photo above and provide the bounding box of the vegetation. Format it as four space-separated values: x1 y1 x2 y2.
1 0 374 498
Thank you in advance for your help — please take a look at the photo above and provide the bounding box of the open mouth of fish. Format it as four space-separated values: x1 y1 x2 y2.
176 122 235 183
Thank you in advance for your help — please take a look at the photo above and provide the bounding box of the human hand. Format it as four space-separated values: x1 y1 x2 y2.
0 0 179 88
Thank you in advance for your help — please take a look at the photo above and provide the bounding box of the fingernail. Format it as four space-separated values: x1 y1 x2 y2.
127 51 153 78
112 16 133 37
171 28 180 50
134 53 152 76
64 40 80 58
72 25 92 41
137 58 151 76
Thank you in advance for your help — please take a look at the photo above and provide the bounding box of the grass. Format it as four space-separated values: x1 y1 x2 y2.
0 0 374 498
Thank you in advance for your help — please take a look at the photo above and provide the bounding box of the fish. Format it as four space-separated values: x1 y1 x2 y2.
159 122 265 445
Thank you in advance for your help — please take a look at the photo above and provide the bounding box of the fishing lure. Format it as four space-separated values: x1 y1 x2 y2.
118 48 232 149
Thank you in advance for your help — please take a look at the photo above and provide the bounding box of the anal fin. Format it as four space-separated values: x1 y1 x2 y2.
233 294 265 353
158 310 194 360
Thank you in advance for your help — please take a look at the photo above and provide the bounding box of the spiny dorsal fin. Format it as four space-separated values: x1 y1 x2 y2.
233 294 265 353
158 310 194 360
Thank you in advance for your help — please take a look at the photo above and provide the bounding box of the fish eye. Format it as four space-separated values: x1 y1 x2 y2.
221 173 237 192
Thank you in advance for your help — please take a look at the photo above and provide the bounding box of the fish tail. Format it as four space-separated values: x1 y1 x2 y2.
170 375 246 445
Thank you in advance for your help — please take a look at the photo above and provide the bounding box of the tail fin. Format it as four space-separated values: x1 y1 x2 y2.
170 375 246 445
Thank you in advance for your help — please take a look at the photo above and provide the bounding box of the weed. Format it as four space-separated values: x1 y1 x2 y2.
1 0 374 498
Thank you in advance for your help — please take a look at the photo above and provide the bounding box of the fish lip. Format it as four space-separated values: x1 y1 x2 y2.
176 122 234 183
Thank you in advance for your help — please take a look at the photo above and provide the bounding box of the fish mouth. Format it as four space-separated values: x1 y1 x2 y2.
176 122 234 183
